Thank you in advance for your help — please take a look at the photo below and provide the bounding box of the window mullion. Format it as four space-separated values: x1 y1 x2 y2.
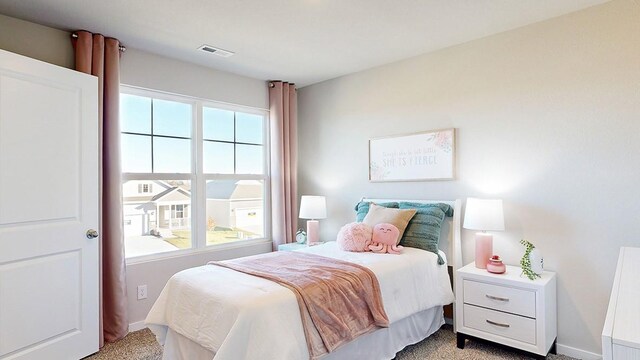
233 111 237 174
194 101 206 250
150 98 154 173
263 109 272 241
122 173 191 181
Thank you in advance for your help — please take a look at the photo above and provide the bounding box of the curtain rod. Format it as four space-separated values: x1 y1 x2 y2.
71 33 126 52
269 81 296 88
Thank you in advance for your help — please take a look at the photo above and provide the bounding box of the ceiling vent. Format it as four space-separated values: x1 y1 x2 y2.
198 45 234 58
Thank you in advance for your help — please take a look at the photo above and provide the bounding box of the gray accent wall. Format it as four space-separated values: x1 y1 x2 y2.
0 13 268 109
0 13 73 68
298 0 640 356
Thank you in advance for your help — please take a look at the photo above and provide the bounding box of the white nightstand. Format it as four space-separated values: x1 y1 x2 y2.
277 242 326 251
455 263 557 359
277 243 307 251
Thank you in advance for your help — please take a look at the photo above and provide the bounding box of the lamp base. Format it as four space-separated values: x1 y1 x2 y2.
475 233 493 269
307 220 320 246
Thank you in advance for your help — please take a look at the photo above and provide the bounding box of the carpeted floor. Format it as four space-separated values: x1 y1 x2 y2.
83 329 162 360
85 325 575 360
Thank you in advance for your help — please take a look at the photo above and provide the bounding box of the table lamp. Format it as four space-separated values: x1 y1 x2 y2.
463 198 505 269
299 195 327 246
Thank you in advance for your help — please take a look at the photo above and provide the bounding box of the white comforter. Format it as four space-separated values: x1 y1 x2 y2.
146 242 454 360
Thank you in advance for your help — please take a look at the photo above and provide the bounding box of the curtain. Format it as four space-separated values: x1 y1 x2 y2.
72 30 128 344
269 81 298 248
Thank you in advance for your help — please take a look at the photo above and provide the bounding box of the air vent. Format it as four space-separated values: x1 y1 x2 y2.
198 45 234 58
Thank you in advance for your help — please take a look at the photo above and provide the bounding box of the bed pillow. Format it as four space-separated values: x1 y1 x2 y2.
398 202 454 265
354 201 399 222
337 222 373 252
361 203 416 244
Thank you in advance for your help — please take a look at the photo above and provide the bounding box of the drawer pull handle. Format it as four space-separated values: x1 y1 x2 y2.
485 294 509 302
486 319 510 328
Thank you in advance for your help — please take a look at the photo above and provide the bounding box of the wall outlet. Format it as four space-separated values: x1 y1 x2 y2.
137 285 148 300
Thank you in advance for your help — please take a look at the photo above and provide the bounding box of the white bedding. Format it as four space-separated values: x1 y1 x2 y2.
146 242 454 360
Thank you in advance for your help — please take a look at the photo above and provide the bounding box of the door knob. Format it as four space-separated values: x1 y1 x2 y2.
86 229 99 239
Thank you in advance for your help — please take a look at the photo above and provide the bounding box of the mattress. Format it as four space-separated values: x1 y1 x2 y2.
146 242 454 360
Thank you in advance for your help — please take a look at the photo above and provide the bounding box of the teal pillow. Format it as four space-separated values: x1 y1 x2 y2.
354 201 399 222
398 202 454 265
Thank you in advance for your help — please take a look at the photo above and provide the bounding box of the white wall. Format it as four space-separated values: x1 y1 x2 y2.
0 14 271 327
297 0 640 356
120 48 268 109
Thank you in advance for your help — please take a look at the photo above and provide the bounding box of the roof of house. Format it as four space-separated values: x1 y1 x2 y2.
206 180 262 200
151 186 190 201
206 180 237 199
123 180 191 203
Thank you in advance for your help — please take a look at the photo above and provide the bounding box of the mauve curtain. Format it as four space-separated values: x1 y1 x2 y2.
269 81 298 248
72 30 128 344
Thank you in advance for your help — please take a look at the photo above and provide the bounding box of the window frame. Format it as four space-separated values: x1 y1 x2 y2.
121 85 271 264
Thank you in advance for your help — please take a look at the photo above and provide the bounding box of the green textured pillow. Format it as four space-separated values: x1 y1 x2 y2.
354 201 399 222
398 202 454 265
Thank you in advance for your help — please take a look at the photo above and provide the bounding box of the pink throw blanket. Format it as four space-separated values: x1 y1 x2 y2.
208 251 389 359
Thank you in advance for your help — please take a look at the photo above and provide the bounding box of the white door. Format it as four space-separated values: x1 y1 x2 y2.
0 49 99 359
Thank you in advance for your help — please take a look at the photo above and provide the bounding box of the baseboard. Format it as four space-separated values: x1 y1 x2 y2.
556 343 602 360
128 320 147 333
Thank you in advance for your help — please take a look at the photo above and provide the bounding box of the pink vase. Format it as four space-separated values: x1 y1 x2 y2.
486 255 506 274
475 233 493 269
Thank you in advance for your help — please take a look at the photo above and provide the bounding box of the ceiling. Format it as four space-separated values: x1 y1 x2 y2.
0 0 608 87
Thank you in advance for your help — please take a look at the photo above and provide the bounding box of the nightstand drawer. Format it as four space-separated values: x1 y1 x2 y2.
463 304 536 345
463 280 536 318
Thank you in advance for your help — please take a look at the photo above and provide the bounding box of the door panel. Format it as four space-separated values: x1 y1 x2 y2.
0 74 80 225
0 251 80 356
0 49 99 360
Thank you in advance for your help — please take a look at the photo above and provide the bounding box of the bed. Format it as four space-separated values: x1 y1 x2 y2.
146 198 463 360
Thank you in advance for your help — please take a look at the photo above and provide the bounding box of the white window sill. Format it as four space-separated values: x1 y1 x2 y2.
125 238 273 266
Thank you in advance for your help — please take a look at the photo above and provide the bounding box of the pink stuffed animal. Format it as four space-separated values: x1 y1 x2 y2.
337 222 373 252
369 223 403 254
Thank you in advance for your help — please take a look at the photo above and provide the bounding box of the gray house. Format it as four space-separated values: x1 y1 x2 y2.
206 180 264 237
122 180 191 237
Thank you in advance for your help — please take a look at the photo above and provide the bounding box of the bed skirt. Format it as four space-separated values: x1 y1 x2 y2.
159 306 445 360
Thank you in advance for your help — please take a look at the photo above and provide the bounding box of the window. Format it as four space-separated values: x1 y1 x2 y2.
202 108 264 174
120 88 269 259
172 204 185 219
138 183 152 193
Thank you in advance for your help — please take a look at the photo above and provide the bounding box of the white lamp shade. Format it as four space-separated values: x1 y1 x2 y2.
299 196 327 219
463 198 505 231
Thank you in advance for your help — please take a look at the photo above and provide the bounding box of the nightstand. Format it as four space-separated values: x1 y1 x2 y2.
455 263 557 359
277 243 307 251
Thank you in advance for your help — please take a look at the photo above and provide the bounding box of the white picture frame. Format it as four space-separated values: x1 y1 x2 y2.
369 128 456 182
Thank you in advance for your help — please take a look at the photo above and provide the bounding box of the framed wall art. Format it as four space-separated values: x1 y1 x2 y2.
369 128 456 182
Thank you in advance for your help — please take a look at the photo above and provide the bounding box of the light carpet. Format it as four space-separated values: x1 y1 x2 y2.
85 325 575 360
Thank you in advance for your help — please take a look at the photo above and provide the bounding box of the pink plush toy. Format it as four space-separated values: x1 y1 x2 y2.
369 223 403 254
337 222 373 252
